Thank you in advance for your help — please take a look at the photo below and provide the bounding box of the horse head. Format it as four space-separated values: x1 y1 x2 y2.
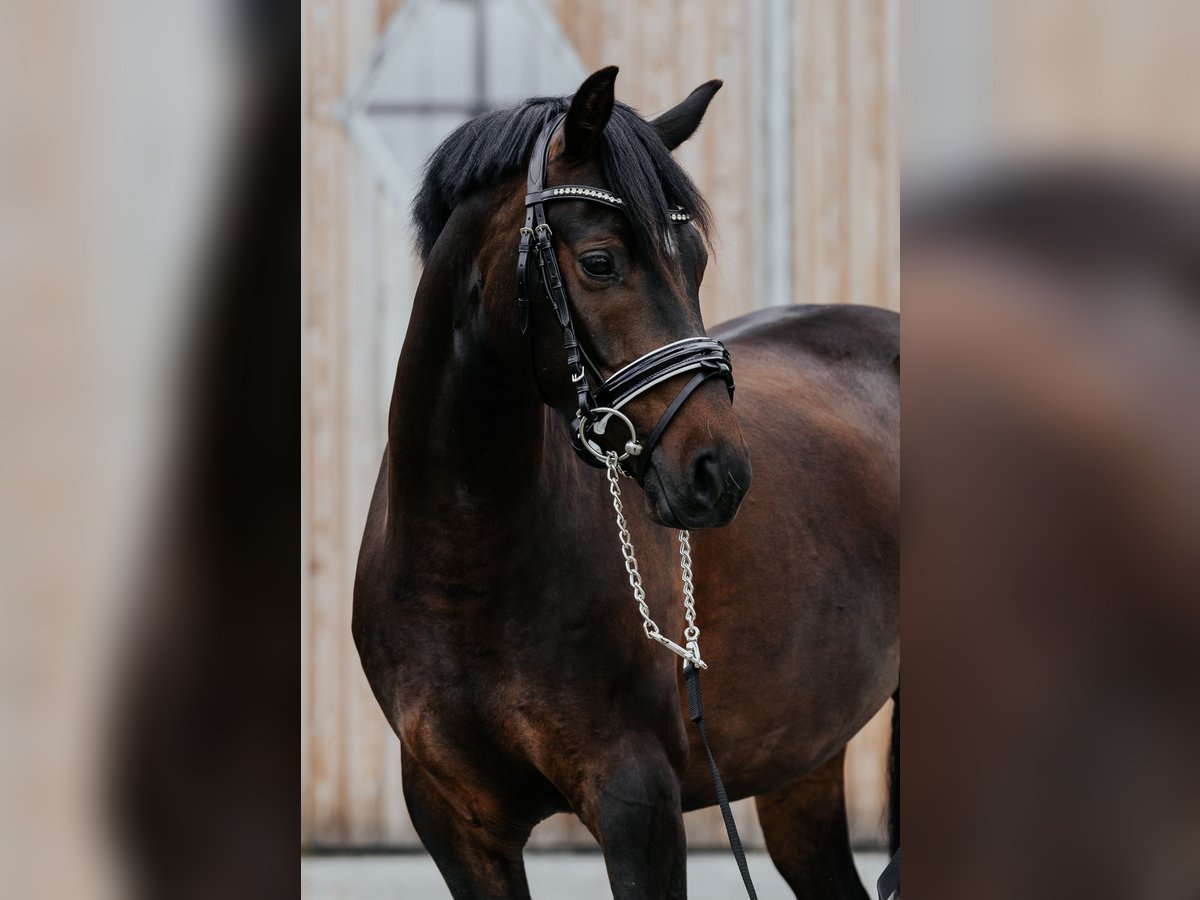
496 67 752 528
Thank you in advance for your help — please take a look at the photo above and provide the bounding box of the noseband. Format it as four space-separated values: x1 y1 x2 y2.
516 114 735 476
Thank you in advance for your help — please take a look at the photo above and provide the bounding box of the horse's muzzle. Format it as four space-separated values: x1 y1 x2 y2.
645 441 752 529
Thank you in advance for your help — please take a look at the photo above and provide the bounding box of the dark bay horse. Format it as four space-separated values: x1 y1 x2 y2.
353 67 899 899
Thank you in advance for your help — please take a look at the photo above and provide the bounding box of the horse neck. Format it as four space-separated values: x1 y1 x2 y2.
384 208 549 531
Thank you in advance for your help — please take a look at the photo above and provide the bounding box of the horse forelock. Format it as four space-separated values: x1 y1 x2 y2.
411 97 712 265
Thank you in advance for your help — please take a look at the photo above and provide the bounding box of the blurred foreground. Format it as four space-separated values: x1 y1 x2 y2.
0 0 1197 898
903 168 1200 898
0 1 297 898
902 4 1200 897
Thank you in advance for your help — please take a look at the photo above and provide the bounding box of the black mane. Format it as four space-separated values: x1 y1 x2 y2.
412 96 712 261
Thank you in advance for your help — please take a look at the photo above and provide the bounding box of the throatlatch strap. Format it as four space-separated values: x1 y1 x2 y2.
877 847 900 900
683 662 758 900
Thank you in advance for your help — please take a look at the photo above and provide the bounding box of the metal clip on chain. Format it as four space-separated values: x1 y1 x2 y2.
604 452 707 669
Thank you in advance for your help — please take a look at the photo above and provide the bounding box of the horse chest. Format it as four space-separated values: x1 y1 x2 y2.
389 648 617 803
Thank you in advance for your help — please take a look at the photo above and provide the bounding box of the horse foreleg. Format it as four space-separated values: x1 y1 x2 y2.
755 748 868 900
573 746 689 900
402 748 533 900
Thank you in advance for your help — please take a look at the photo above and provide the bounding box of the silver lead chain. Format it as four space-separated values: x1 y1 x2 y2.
604 453 707 669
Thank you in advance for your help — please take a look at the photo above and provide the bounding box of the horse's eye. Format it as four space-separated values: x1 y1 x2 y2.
580 253 615 279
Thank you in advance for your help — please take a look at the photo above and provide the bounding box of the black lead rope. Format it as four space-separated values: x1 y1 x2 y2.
687 659 899 899
683 661 758 900
877 847 900 899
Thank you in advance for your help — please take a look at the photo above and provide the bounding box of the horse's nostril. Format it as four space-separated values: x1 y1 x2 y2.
689 448 724 508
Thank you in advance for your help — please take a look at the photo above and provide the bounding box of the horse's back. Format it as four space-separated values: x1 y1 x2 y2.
714 303 899 377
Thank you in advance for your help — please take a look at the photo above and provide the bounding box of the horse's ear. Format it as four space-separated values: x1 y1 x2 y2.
650 79 723 151
563 66 618 160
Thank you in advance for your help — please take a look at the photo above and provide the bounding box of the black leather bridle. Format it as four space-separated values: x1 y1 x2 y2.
516 114 735 477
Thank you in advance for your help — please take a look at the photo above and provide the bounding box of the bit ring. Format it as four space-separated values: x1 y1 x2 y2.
578 407 642 463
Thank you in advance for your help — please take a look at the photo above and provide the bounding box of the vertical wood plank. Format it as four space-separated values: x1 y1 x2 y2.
304 0 349 845
638 0 677 116
672 0 710 187
344 117 383 849
789 0 812 305
856 0 882 311
846 699 893 846
881 0 900 311
377 188 420 846
817 0 842 306
838 0 857 306
343 0 385 846
300 0 314 846
705 0 752 327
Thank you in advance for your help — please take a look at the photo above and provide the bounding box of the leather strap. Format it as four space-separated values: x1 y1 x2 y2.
684 662 758 900
594 337 733 411
517 113 563 334
533 218 593 415
877 847 900 899
527 113 559 191
526 184 626 211
637 369 709 479
517 221 534 334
